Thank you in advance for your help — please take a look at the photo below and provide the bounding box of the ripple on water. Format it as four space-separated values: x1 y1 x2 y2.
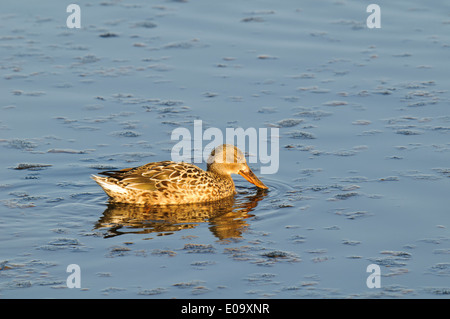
427 263 450 277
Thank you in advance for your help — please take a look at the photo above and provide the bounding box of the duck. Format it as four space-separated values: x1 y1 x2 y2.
92 144 268 205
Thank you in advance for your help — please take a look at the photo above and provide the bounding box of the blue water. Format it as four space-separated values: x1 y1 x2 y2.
0 0 449 298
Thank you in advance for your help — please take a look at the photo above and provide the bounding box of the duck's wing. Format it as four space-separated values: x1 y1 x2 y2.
98 161 208 191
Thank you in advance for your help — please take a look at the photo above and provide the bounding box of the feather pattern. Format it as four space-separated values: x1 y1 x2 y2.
92 144 268 205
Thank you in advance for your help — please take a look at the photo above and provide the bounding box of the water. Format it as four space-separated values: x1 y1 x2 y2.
1 0 449 298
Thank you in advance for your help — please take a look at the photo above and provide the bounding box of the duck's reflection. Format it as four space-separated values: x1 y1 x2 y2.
94 188 267 240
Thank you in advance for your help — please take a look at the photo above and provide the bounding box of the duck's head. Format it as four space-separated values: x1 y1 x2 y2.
207 144 268 189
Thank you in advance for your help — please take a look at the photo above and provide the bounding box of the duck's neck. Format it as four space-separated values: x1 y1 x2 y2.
216 173 235 194
207 166 235 192
207 162 226 175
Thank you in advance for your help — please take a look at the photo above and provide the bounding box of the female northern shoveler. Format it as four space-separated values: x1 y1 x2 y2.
92 144 268 205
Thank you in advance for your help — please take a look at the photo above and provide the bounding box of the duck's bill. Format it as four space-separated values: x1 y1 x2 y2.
239 169 268 189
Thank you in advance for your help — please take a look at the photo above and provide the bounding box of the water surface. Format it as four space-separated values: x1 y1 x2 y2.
1 0 449 298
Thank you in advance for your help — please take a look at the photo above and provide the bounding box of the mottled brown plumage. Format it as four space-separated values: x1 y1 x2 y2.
92 144 268 205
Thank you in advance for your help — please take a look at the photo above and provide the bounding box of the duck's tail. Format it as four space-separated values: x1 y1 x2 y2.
91 175 127 198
